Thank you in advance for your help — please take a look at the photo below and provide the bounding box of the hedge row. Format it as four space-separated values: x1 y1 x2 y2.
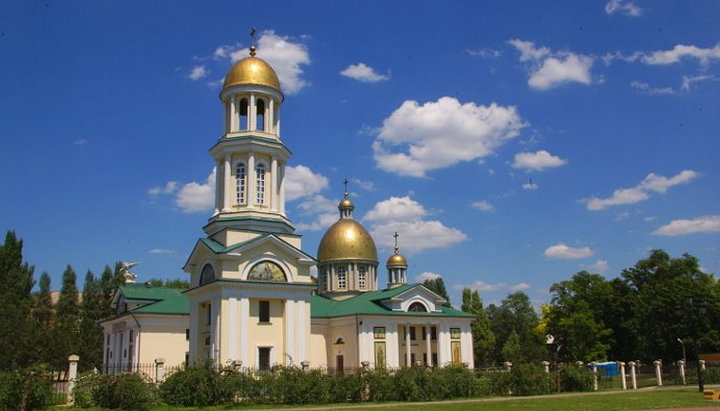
0 367 52 411
72 363 595 408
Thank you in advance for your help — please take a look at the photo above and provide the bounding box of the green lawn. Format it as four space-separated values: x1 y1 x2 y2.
53 388 719 411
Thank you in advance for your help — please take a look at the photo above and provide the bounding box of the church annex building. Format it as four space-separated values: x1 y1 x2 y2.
102 46 475 372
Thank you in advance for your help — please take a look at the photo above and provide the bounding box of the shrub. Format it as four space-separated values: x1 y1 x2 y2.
365 368 394 401
159 365 229 406
393 366 432 401
430 365 479 399
507 363 554 396
0 367 52 411
703 367 720 384
557 364 594 392
94 374 157 410
73 373 109 408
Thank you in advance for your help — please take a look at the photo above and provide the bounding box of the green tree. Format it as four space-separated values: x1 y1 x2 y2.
461 288 495 366
501 330 522 363
52 265 80 367
487 292 546 364
422 277 450 305
31 272 54 363
145 278 190 288
0 231 35 369
546 271 614 362
79 270 105 370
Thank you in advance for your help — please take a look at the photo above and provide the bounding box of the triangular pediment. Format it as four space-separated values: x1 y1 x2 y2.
377 284 446 313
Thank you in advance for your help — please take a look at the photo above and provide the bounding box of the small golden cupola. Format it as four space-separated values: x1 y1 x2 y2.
317 181 379 297
387 232 408 288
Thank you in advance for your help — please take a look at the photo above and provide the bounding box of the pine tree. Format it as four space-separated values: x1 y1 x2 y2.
462 288 496 366
52 265 80 367
0 231 35 369
31 272 54 363
79 271 104 371
422 277 450 305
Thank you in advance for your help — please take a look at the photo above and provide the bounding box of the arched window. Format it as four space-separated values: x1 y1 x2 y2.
247 261 287 282
256 98 266 131
256 163 266 204
358 266 367 289
199 264 215 286
236 162 246 204
239 98 249 130
408 302 428 312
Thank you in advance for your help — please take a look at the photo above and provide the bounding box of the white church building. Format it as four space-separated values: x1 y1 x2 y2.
104 44 475 372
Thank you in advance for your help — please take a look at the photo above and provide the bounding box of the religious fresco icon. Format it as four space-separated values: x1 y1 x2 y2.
248 261 287 282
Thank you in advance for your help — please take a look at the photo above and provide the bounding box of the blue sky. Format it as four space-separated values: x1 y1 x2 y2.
1 0 719 307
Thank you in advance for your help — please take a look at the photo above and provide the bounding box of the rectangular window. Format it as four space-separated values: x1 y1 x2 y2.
323 269 329 291
450 328 461 340
185 329 190 341
258 347 271 370
337 266 347 289
374 342 386 369
259 300 270 323
358 266 367 289
409 326 416 340
256 165 266 204
373 327 386 339
236 164 246 204
422 326 426 340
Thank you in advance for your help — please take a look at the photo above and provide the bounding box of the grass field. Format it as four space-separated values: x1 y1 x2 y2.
53 388 719 410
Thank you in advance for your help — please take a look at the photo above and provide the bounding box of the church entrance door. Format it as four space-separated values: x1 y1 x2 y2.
336 355 344 373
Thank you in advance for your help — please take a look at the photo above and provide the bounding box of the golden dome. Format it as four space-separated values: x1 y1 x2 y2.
317 219 378 263
223 56 281 92
386 253 407 267
339 198 354 209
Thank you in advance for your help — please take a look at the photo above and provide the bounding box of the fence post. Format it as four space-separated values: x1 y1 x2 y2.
653 360 662 386
301 360 310 371
541 361 550 373
700 360 706 371
629 361 637 390
618 362 627 390
678 360 686 385
67 355 79 404
154 358 165 383
504 361 512 371
590 362 598 391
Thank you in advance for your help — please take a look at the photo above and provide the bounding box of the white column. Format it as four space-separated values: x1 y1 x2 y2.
387 324 399 368
279 165 286 215
425 325 432 367
619 362 627 389
629 361 638 389
189 302 199 365
247 152 256 209
271 157 278 212
275 102 281 137
68 355 79 401
285 300 296 366
678 360 686 385
214 161 221 214
437 325 449 366
269 99 275 134
591 362 599 391
249 94 256 130
230 97 237 132
296 300 306 363
405 324 411 367
228 298 238 361
240 298 249 366
654 360 663 386
222 155 231 212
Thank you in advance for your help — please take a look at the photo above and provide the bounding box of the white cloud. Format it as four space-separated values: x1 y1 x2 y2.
221 30 310 94
294 195 338 232
510 282 531 291
522 181 538 190
453 280 507 292
363 196 428 223
605 0 643 17
350 178 375 191
544 243 594 259
340 63 389 82
653 215 720 236
583 260 609 274
284 165 329 202
187 65 208 81
148 181 178 196
176 169 216 213
415 272 441 282
681 74 717 91
294 211 338 231
508 39 595 90
148 248 175 255
528 54 594 90
73 139 88 146
513 150 567 171
630 81 676 95
471 201 494 212
373 97 525 177
642 43 720 65
584 170 699 211
467 48 502 58
364 196 467 253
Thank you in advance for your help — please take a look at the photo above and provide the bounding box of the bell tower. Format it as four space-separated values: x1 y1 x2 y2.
206 40 293 237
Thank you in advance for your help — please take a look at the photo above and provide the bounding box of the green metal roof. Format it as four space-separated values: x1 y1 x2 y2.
310 283 475 318
119 284 189 315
